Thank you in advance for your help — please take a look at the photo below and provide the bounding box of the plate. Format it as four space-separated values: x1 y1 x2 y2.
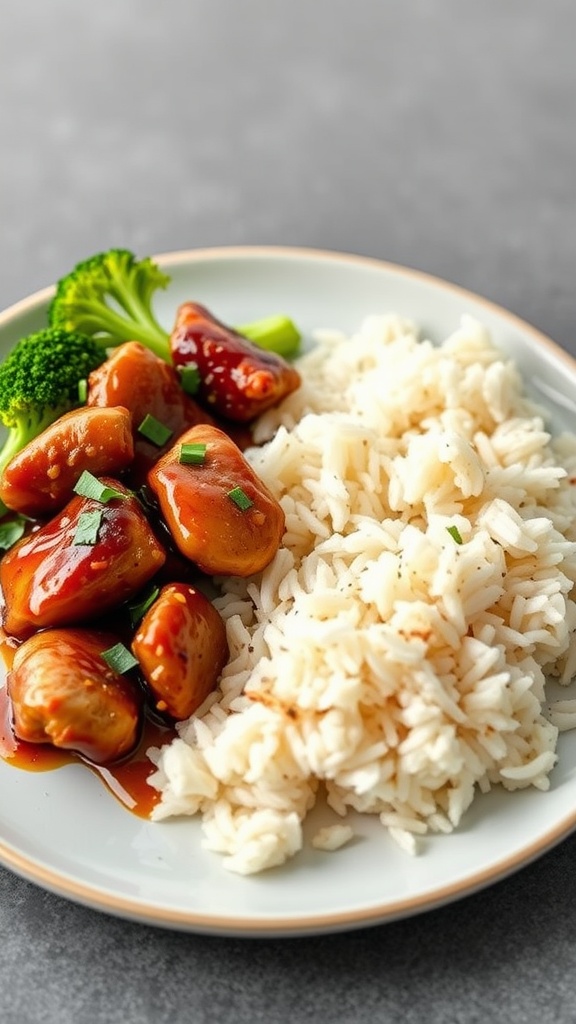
1 245 576 937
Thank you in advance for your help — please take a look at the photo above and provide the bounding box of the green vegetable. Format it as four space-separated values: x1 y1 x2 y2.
49 248 301 362
0 328 105 515
237 314 301 358
137 413 173 447
49 249 172 359
178 364 201 395
72 509 103 545
127 584 160 628
101 642 139 674
0 515 26 551
179 442 207 465
227 485 254 511
446 525 463 544
73 471 127 503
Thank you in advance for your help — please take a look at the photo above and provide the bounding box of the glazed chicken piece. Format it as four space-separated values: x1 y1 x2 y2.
170 302 301 422
8 628 142 764
147 424 285 577
87 341 215 484
0 406 134 516
132 582 229 720
0 477 166 640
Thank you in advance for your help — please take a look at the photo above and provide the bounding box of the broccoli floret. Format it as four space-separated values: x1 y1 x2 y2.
0 328 106 510
49 248 301 361
48 248 171 360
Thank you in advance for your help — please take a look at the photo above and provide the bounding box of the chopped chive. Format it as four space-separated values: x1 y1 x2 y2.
73 471 127 503
127 584 160 627
77 378 87 403
227 485 254 511
101 642 139 674
72 509 103 545
0 516 26 551
137 413 173 447
179 442 207 465
446 525 463 545
179 363 201 395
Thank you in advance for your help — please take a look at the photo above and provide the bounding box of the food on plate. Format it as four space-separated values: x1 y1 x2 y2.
49 248 174 357
0 405 134 516
170 302 302 421
8 628 142 764
147 314 576 875
48 248 301 362
0 479 166 639
2 248 576 880
147 423 286 576
86 340 215 484
132 582 229 720
0 249 297 774
0 248 299 508
0 328 106 515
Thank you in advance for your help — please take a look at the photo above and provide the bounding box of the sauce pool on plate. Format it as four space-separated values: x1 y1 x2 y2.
0 634 171 818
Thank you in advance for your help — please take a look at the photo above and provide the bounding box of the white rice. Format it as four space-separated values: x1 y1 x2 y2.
147 313 576 874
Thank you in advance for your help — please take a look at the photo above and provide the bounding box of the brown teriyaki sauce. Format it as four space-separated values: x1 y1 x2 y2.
0 633 175 818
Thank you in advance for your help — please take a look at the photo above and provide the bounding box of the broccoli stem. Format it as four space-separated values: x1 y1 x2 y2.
105 269 169 355
85 305 170 360
0 419 36 480
237 315 301 358
0 421 37 517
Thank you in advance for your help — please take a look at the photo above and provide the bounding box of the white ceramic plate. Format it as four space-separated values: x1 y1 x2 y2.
1 246 576 938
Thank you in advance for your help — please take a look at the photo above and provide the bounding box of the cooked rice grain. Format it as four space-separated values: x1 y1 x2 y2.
148 315 576 875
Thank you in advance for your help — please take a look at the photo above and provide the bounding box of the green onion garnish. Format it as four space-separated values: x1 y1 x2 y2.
179 442 207 465
227 485 254 511
446 525 463 545
137 414 173 447
73 471 127 503
73 509 103 546
101 642 139 674
0 516 26 551
77 378 88 403
179 364 201 395
127 585 160 628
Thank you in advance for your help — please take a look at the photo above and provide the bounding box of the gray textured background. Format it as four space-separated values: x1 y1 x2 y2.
1 2 576 1022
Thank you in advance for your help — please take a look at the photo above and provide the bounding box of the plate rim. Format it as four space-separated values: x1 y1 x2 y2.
1 243 576 936
1 803 576 936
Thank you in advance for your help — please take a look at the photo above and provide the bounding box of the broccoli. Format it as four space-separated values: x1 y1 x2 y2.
49 248 171 359
236 313 302 357
48 248 301 361
0 328 105 512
